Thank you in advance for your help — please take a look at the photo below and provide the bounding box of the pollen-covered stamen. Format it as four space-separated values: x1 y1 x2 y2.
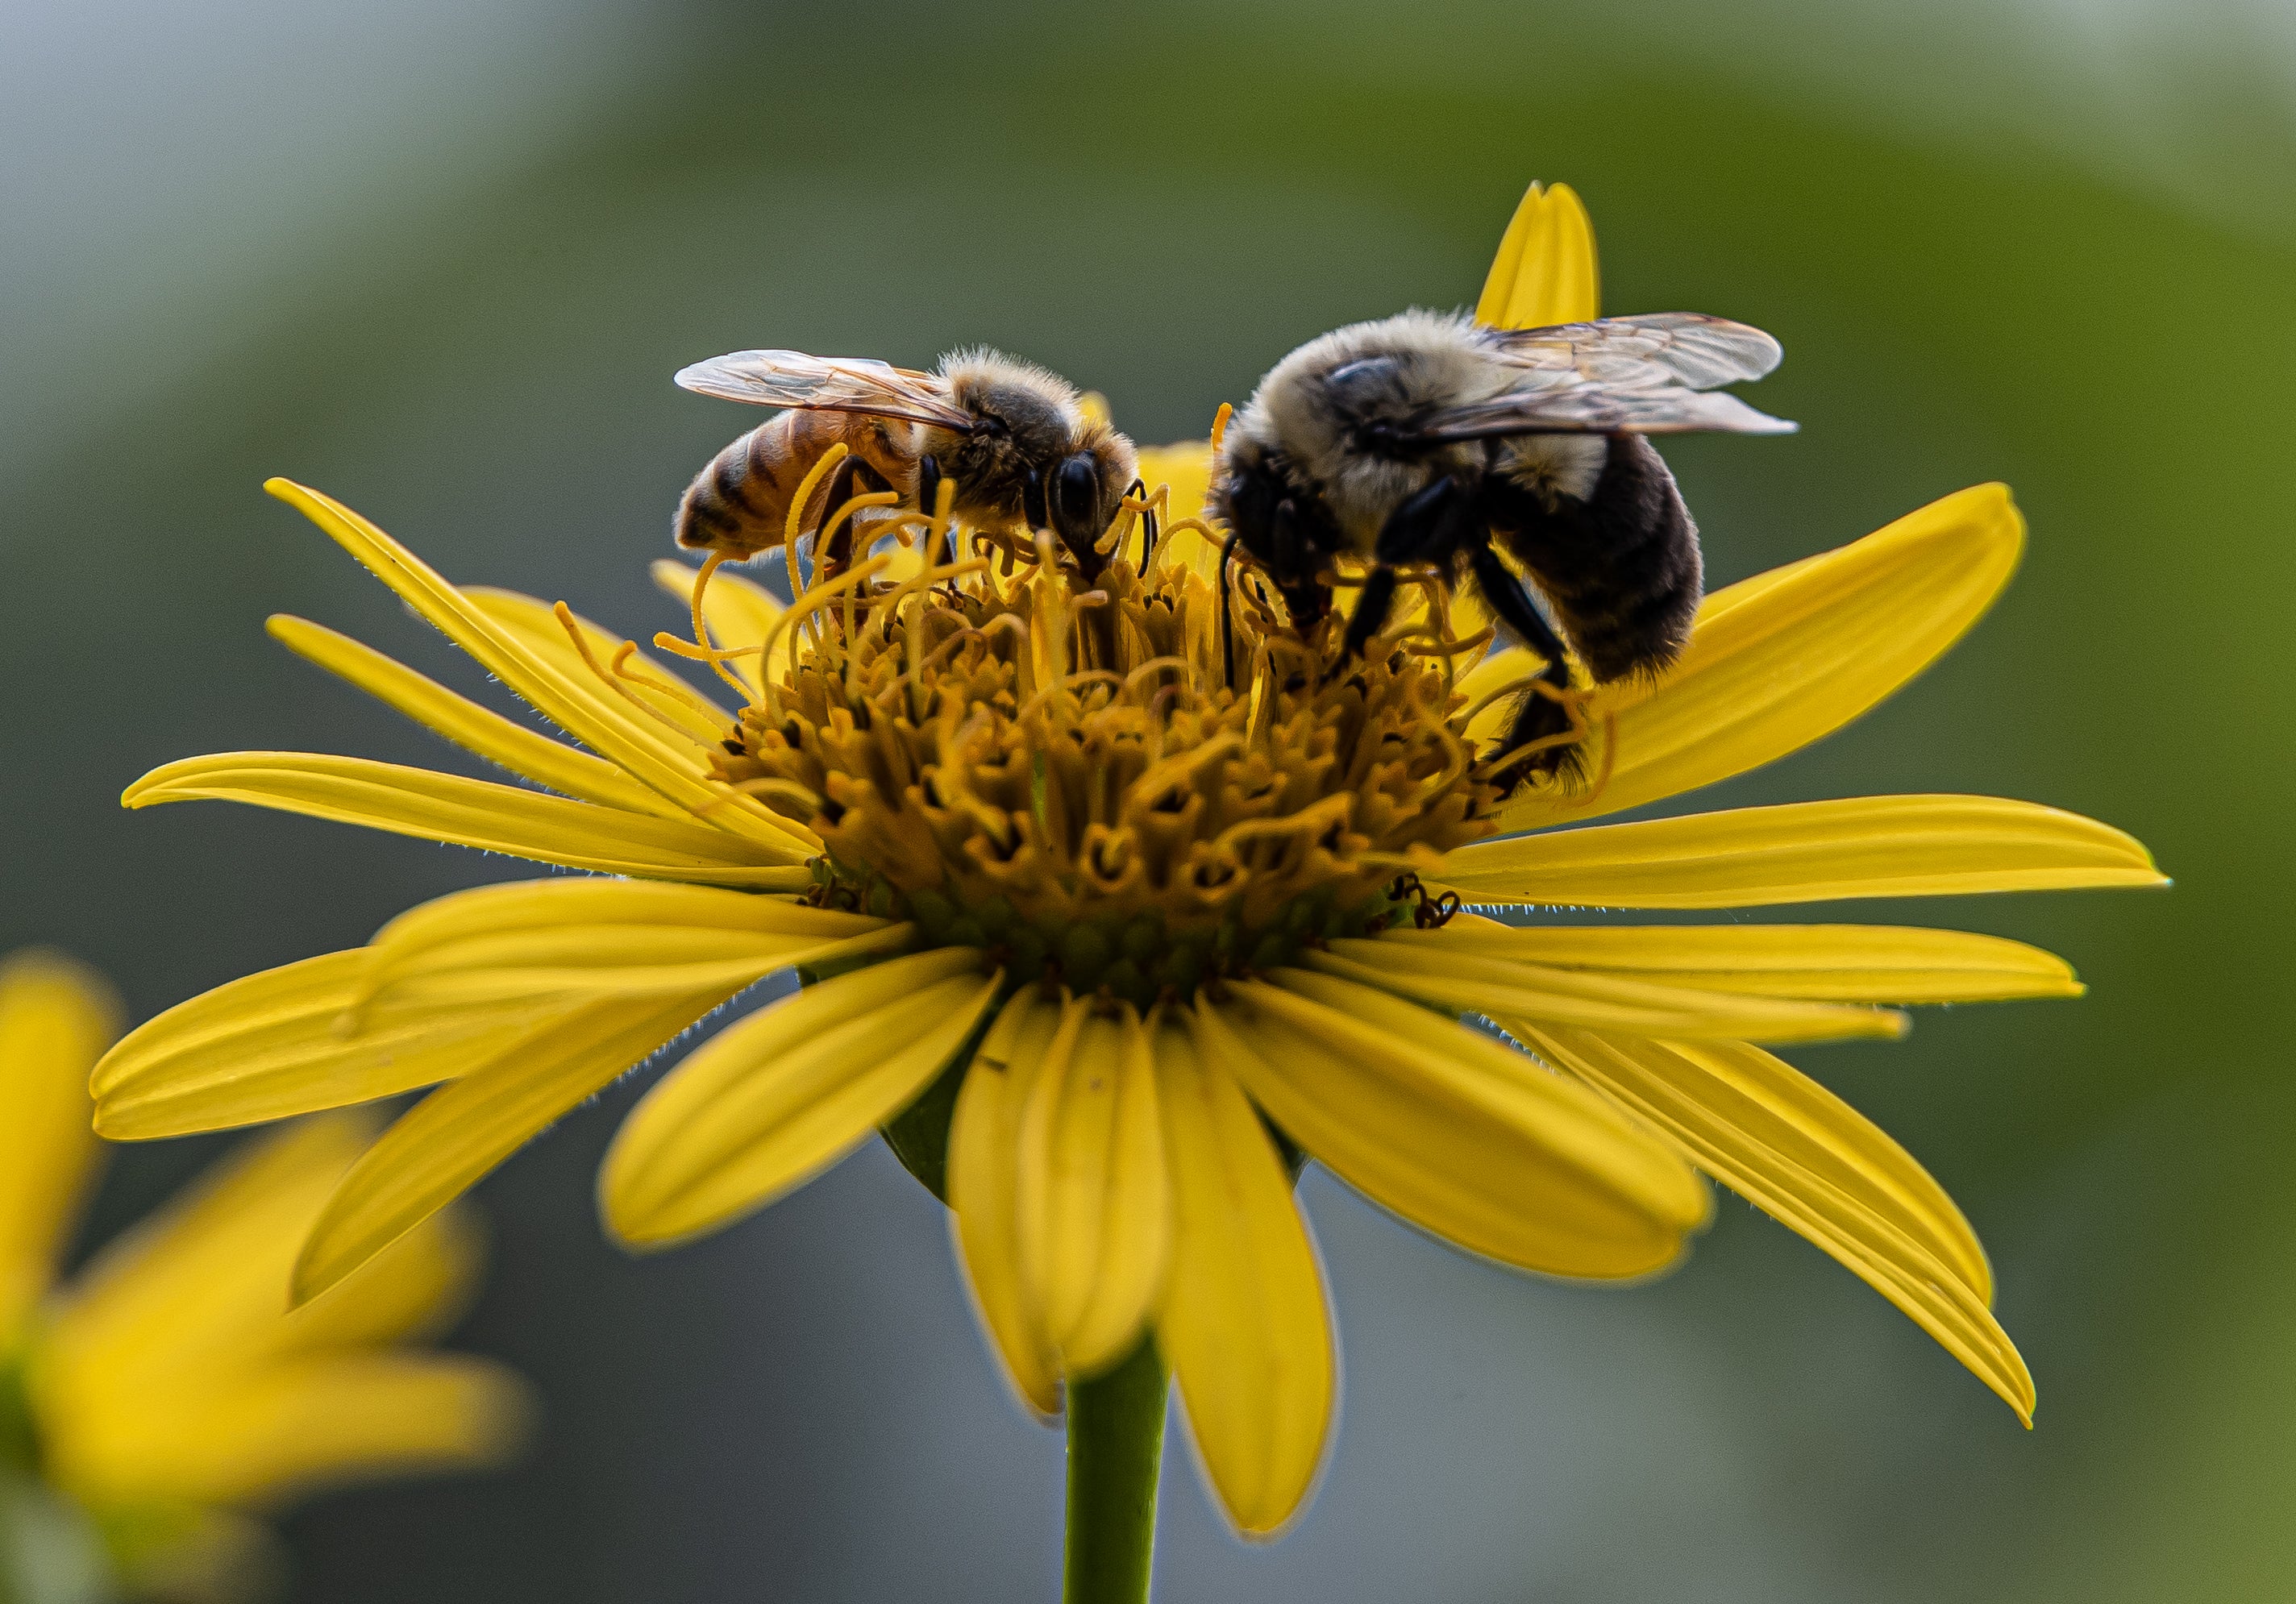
668 508 1503 1004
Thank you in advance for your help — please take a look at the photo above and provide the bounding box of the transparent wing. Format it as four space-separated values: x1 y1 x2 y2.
1417 385 1796 438
1404 313 1795 439
1482 313 1785 388
674 350 978 432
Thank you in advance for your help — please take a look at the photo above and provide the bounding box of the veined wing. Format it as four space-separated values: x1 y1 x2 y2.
1404 313 1795 438
1416 384 1796 438
675 350 978 432
1482 313 1784 390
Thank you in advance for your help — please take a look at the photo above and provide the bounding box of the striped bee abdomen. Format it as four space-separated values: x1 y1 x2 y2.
1489 433 1702 682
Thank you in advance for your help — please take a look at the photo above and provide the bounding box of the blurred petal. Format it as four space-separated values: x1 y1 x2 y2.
1197 977 1705 1278
267 614 679 817
263 479 805 855
1475 180 1599 329
1154 1018 1333 1537
44 1117 479 1394
1017 1000 1168 1377
1385 917 2083 1003
1312 937 1907 1044
293 987 737 1304
93 951 549 1141
948 993 1064 1417
1518 1024 2032 1421
1438 795 2166 909
601 950 996 1247
1487 484 2028 831
125 752 812 885
56 1354 529 1509
651 559 784 701
0 952 119 1336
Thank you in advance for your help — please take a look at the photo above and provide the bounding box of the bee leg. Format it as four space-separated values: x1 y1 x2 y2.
1465 538 1583 780
1219 529 1242 688
1268 497 1329 636
1125 476 1156 568
1337 564 1400 667
917 454 951 563
1372 475 1473 566
814 455 863 579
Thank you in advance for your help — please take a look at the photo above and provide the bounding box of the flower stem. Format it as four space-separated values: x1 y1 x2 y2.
1063 1336 1166 1604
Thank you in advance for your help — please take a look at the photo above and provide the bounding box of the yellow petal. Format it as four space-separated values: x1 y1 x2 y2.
1017 1000 1169 1377
1475 180 1599 329
34 1112 525 1507
601 950 996 1247
461 585 730 753
651 558 784 703
125 752 810 887
1440 794 2167 909
947 993 1064 1417
92 951 549 1141
1385 918 2082 1003
1312 938 1907 1045
262 478 805 855
1518 1024 2032 1421
1153 1017 1333 1537
44 1117 469 1389
360 876 905 1008
267 614 680 817
292 987 737 1304
0 952 119 1336
1196 978 1705 1279
52 1354 529 1508
1488 484 2028 832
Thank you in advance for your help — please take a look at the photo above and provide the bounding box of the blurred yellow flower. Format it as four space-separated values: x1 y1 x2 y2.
93 181 2158 1540
0 950 527 1602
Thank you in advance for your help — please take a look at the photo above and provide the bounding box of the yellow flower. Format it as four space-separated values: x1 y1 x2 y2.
94 181 2159 1540
2 950 527 1601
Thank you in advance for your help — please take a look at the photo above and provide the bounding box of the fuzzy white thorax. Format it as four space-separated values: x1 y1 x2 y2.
1233 308 1608 550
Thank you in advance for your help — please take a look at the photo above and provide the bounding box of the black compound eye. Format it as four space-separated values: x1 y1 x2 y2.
1050 454 1103 542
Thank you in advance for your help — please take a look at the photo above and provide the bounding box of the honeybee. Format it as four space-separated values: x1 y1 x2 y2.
674 348 1138 574
1209 308 1794 785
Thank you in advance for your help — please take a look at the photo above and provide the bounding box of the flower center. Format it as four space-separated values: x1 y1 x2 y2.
671 473 1499 1004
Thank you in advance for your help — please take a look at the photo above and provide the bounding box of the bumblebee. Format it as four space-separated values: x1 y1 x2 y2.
1210 306 1793 784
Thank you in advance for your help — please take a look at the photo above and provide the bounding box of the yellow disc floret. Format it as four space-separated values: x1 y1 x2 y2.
686 525 1498 1006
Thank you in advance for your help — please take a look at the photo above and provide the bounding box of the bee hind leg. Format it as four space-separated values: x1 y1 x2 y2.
1465 538 1587 783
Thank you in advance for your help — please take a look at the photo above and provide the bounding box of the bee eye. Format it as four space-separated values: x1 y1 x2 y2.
1051 455 1103 538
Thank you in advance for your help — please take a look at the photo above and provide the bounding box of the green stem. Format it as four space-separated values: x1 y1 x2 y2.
1063 1337 1166 1604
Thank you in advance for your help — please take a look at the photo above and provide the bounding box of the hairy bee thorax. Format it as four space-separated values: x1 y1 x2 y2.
1229 309 1519 549
925 353 1139 549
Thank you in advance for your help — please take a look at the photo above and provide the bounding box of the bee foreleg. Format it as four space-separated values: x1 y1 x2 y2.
917 455 950 561
1373 475 1475 565
1338 564 1400 667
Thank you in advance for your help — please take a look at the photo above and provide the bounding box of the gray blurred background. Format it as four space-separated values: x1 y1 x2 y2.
4 0 2289 1598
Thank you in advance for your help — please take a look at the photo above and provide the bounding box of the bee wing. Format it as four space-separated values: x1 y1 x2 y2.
1483 313 1785 389
1418 384 1796 438
1406 314 1795 439
675 350 979 432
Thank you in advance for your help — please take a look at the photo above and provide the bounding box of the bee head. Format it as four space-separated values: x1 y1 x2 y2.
1209 438 1342 586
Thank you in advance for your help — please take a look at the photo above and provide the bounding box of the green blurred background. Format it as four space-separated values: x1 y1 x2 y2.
3 0 2286 1598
